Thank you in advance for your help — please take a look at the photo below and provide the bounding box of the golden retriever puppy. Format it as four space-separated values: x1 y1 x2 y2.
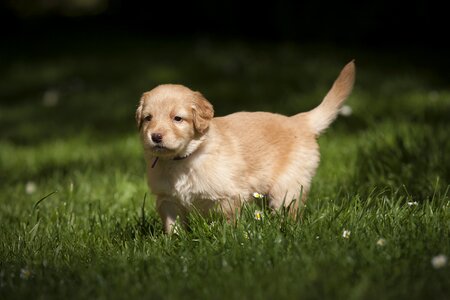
136 61 355 233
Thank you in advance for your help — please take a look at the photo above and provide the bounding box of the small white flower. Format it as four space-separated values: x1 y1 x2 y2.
376 238 386 246
407 201 418 206
25 181 37 194
316 236 320 240
254 210 263 221
339 105 353 117
42 89 59 107
342 230 351 239
431 254 447 269
222 258 229 268
252 192 264 199
172 224 181 235
20 268 31 280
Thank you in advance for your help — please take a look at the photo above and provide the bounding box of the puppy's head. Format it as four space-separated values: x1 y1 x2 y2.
136 84 214 158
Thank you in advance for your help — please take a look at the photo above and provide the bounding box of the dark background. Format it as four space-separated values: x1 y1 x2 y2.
1 0 449 144
1 0 448 49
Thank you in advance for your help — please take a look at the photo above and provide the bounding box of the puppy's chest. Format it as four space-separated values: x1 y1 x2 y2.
172 172 198 199
149 166 222 205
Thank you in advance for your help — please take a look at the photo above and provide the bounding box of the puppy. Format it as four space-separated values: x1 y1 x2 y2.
136 61 355 233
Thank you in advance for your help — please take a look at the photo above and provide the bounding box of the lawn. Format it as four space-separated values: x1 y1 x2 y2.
0 34 449 299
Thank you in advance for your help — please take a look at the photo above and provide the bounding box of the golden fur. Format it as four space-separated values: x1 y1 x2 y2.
136 61 355 233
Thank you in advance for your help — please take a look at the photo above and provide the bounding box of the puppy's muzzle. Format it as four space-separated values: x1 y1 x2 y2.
151 133 163 144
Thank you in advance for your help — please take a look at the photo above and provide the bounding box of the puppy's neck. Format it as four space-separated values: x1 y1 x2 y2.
176 133 207 159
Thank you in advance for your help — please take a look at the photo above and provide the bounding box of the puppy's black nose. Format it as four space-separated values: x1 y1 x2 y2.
151 133 163 144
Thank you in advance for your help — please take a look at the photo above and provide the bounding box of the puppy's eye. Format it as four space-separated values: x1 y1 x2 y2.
173 116 183 122
144 115 152 122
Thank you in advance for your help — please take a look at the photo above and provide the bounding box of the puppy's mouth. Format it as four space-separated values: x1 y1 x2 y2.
153 145 167 151
142 137 179 157
148 144 177 157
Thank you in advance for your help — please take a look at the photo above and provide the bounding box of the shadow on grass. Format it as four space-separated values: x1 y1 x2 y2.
351 122 450 201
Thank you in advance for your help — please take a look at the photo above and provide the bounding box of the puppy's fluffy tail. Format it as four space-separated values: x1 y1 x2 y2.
303 60 355 135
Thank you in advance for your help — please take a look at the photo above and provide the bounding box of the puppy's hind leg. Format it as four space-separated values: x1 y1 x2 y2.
268 184 307 219
218 197 244 223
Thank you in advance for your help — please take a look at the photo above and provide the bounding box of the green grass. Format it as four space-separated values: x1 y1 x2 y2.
1 35 449 299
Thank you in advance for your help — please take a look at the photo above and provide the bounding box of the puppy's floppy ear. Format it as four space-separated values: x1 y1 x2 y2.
192 92 214 134
135 94 145 130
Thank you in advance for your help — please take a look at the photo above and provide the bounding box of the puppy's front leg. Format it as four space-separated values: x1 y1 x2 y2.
156 197 187 234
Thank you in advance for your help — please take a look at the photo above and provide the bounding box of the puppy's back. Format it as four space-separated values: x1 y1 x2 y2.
209 112 317 186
